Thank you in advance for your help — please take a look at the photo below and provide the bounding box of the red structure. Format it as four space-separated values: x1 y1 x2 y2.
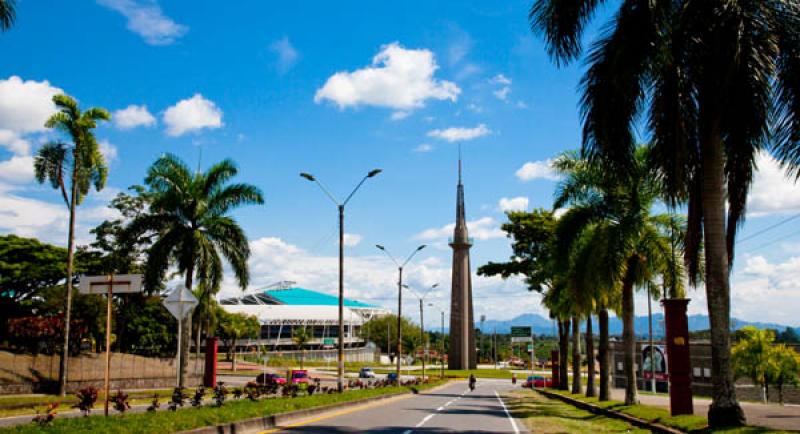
550 350 560 388
663 298 693 415
203 337 218 387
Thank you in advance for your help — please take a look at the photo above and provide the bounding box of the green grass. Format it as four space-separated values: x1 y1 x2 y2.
0 381 446 434
0 389 175 418
506 389 650 433
541 389 789 433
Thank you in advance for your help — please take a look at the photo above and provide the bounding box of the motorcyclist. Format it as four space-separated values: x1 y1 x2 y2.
468 374 476 391
511 373 517 385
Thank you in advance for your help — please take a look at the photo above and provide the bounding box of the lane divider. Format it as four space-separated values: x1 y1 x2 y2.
494 390 521 434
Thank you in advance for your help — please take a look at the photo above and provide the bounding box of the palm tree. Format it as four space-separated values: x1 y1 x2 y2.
553 148 679 405
127 154 263 387
530 0 800 426
292 327 312 369
0 0 15 31
218 311 259 372
34 94 110 396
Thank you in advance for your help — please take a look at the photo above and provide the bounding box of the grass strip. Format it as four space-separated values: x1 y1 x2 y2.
367 368 515 379
0 381 445 434
541 389 788 433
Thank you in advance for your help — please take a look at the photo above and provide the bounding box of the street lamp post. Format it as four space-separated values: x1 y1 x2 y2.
441 309 445 379
376 244 426 383
300 169 381 393
405 283 439 381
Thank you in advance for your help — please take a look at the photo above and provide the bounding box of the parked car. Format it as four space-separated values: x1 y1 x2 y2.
359 368 376 378
256 373 286 385
387 372 399 382
522 375 553 388
288 369 310 384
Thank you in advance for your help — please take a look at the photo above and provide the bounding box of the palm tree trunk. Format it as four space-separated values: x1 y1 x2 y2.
571 315 581 394
559 318 570 391
57 152 80 396
179 264 194 389
622 276 638 405
598 308 610 401
585 315 595 397
702 129 745 426
231 337 237 372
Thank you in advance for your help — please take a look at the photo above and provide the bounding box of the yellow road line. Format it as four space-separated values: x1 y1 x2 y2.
259 393 414 433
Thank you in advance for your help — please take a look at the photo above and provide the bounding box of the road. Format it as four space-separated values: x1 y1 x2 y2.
260 379 526 433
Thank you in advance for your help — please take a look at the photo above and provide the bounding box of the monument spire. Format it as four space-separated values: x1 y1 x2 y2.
448 150 476 370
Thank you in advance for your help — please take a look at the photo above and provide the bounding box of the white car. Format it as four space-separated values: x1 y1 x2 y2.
359 368 376 378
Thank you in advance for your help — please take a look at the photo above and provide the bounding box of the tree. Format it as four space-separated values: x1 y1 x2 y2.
34 94 110 395
361 315 423 357
217 310 259 371
529 0 800 426
0 0 15 31
732 326 778 403
126 154 263 387
777 327 800 344
768 345 800 405
291 326 312 370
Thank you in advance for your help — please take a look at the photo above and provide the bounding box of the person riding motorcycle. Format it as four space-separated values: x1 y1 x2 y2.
511 373 517 385
468 374 476 391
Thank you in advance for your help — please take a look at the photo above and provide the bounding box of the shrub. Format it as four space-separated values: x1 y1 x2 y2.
243 382 261 401
168 387 188 411
111 390 131 413
73 386 98 416
213 382 229 407
191 387 206 407
232 387 243 400
147 394 160 412
31 403 58 426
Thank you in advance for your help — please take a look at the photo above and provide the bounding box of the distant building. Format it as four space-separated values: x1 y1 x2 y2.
219 282 389 350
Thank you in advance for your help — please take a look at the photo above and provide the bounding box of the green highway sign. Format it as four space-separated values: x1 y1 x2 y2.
510 326 531 337
323 338 335 346
527 344 533 351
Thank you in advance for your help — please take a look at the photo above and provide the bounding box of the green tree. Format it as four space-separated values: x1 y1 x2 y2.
34 94 110 395
361 315 423 357
0 0 15 31
126 154 263 387
529 0 800 426
732 326 777 403
768 345 800 405
291 326 312 369
217 310 259 371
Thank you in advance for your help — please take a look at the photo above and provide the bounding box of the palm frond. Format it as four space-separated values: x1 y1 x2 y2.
0 0 16 31
529 0 606 66
34 142 70 208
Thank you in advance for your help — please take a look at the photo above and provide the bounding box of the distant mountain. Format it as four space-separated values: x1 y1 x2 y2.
474 313 799 338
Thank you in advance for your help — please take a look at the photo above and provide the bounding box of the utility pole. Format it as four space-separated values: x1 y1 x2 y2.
648 285 656 393
441 309 445 379
479 315 485 364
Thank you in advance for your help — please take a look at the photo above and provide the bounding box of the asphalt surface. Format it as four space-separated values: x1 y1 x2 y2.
260 379 527 434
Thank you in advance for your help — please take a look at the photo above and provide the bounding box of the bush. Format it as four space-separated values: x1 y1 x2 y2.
212 383 228 407
111 390 131 413
190 387 205 407
73 387 98 416
31 403 58 426
243 382 260 401
168 387 188 411
146 394 160 412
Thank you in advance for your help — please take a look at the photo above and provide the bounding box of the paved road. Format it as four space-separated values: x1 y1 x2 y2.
261 379 527 433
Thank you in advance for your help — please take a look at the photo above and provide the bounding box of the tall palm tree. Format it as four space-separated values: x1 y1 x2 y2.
292 327 312 369
530 0 800 426
34 94 110 396
553 148 679 405
127 154 263 387
0 0 15 31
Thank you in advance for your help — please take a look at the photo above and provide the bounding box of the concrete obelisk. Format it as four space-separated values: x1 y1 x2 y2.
448 154 476 369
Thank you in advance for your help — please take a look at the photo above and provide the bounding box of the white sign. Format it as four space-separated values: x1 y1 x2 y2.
511 336 532 343
79 274 143 294
163 285 198 320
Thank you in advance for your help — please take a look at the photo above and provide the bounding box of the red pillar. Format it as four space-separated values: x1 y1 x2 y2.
551 350 560 388
663 298 693 415
204 337 218 387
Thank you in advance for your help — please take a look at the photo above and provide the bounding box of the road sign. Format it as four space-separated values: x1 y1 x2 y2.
79 274 143 294
511 326 532 342
527 344 533 351
323 338 335 346
163 285 199 320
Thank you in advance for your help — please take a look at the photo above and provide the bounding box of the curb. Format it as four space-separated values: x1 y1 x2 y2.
181 381 453 434
534 388 685 434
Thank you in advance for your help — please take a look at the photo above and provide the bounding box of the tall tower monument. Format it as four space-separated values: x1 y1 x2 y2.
448 155 476 369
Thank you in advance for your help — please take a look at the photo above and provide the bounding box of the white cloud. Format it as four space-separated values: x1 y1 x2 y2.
163 94 223 136
270 36 299 73
390 111 410 121
97 0 187 45
516 101 529 109
343 233 362 247
515 159 560 181
747 151 800 217
427 124 490 142
414 216 504 241
0 76 62 137
314 42 460 111
490 74 512 101
493 87 511 101
498 196 529 212
490 74 512 86
0 156 34 183
0 129 31 155
726 254 800 326
446 26 473 66
98 140 118 162
113 104 156 129
466 103 483 113
413 143 433 153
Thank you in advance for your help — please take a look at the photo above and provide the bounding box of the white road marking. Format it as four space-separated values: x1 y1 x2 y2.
402 430 413 434
415 414 435 427
437 406 444 411
494 390 520 434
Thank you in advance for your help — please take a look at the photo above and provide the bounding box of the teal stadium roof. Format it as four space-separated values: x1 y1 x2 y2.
264 287 376 308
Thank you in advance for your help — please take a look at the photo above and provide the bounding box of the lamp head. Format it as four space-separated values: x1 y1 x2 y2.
417 245 427 251
367 169 382 178
299 173 315 182
376 244 385 251
432 283 439 289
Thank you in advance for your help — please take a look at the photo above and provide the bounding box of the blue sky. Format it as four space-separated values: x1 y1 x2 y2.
2 0 800 326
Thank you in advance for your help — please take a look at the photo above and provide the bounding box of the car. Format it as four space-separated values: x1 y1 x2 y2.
359 368 376 378
522 375 553 388
255 373 286 385
387 372 399 382
288 369 309 384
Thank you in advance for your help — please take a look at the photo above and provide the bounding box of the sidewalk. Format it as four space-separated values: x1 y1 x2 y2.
608 388 800 431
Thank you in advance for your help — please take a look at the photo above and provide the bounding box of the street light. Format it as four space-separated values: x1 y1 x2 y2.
300 168 381 393
376 244 426 382
404 283 439 381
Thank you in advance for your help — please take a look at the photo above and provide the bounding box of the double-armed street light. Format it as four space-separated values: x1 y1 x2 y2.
403 283 439 381
300 169 381 392
375 244 426 382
